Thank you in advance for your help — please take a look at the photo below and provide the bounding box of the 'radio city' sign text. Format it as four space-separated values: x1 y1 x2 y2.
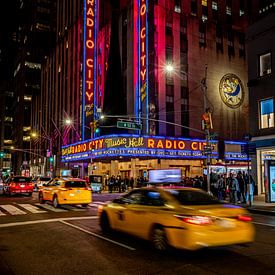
61 135 215 157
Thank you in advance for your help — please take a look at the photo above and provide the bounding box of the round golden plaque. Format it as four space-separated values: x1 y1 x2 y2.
219 74 244 109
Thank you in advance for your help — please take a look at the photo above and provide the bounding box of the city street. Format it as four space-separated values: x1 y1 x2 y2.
0 193 275 274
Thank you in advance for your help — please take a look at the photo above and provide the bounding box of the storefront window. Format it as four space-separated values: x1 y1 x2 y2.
259 98 274 129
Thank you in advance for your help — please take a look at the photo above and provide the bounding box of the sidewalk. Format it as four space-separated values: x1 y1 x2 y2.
244 194 275 216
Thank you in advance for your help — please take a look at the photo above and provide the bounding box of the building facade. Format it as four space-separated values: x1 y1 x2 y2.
11 0 56 175
247 4 275 198
31 0 262 180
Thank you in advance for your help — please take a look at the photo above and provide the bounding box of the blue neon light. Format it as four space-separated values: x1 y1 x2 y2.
93 0 98 133
146 0 149 134
82 1 87 140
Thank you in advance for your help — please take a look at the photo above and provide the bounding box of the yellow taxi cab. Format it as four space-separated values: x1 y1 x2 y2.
38 177 92 208
98 187 255 251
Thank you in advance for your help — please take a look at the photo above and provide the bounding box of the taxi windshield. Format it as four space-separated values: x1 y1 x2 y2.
167 189 221 205
65 181 87 188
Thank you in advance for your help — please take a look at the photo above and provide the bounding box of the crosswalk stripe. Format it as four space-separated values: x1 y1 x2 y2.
35 203 68 212
18 204 47 214
0 205 27 215
60 205 85 211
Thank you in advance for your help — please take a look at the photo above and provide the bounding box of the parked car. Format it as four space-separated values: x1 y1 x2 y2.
3 176 34 196
38 177 92 208
98 187 255 251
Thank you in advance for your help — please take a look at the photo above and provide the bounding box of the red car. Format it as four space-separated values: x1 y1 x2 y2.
4 176 34 196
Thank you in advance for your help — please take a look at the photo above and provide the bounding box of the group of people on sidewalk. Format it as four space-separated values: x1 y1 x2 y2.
105 171 256 206
209 171 256 205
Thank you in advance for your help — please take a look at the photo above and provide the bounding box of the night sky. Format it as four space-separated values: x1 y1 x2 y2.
0 1 16 82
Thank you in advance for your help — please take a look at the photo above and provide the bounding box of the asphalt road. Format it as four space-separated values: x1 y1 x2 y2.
0 192 275 275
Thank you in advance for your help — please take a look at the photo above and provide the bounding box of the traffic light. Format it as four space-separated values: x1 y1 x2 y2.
94 120 100 134
49 156 54 162
202 109 213 130
0 152 4 158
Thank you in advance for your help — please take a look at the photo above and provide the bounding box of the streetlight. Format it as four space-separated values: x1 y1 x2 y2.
64 118 91 139
30 130 54 177
164 63 212 193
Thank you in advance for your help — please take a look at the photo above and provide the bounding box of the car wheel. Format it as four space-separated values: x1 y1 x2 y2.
81 204 88 207
100 212 111 234
39 192 45 204
53 195 59 208
151 226 169 252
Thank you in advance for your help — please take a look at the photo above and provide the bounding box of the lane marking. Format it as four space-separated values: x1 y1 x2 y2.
0 205 26 215
60 220 136 251
0 216 97 228
253 221 275 227
35 203 68 212
17 204 47 214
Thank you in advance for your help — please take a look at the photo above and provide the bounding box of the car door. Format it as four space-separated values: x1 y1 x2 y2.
126 190 166 238
43 179 57 200
112 190 145 233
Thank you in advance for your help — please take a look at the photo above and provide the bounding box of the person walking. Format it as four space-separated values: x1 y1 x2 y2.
246 175 255 206
217 175 225 201
237 172 246 203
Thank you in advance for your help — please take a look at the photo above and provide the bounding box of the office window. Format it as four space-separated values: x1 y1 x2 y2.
191 0 197 16
259 98 274 129
259 52 271 76
201 0 208 21
199 21 206 47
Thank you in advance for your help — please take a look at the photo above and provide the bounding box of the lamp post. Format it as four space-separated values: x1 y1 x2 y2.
31 131 53 177
164 64 212 193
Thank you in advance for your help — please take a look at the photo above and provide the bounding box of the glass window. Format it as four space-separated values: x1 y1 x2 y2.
167 189 221 205
212 1 218 10
259 52 271 76
259 98 274 129
122 190 145 205
12 177 32 183
144 191 165 206
65 181 87 188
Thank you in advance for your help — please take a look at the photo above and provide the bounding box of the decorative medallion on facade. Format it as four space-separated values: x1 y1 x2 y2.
219 74 244 109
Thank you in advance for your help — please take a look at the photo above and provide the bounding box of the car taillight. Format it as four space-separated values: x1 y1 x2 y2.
10 183 16 188
237 215 252 222
175 215 212 225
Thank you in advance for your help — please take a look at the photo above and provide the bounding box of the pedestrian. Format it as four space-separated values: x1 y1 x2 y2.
217 175 225 200
129 177 134 189
246 175 255 206
109 175 115 193
230 172 239 204
237 171 246 203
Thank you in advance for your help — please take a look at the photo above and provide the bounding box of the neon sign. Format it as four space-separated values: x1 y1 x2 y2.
138 0 148 132
83 0 97 139
61 135 216 157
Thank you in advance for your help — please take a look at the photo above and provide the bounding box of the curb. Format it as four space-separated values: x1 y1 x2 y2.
247 208 275 216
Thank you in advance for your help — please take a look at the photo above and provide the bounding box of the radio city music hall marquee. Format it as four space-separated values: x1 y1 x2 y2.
61 135 218 162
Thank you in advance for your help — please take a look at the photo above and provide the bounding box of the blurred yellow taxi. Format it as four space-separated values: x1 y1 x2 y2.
39 177 92 208
98 187 255 251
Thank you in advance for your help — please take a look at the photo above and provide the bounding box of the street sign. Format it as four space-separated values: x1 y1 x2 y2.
117 120 142 130
203 145 214 155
